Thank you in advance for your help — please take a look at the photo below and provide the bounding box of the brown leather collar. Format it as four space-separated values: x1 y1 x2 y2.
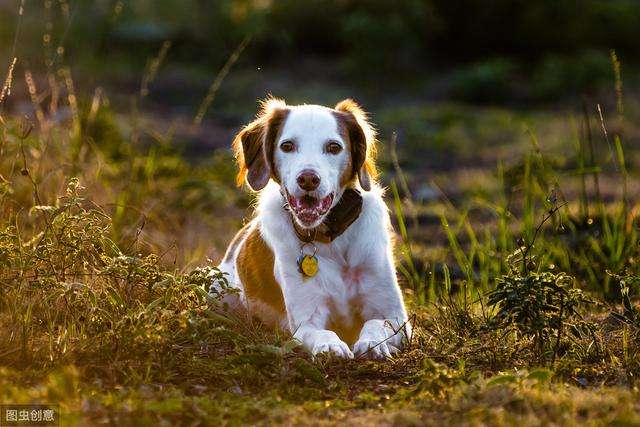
285 189 363 244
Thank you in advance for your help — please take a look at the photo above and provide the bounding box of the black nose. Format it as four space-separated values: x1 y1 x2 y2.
296 170 321 191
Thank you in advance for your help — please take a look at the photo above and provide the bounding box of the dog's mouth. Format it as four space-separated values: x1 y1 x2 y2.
286 192 334 226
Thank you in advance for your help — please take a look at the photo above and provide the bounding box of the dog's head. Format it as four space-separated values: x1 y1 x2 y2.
233 97 377 228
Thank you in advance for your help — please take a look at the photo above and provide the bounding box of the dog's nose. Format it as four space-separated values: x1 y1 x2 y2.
296 170 321 191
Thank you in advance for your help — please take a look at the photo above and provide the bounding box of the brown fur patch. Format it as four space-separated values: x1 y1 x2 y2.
334 117 355 187
236 224 286 318
263 108 289 184
232 98 289 190
326 299 365 346
222 222 252 263
334 99 378 184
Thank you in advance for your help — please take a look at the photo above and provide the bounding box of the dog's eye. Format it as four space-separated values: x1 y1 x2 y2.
280 141 295 153
326 141 343 155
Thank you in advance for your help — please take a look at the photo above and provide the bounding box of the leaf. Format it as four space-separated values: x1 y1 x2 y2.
102 237 121 256
526 368 553 383
281 339 300 354
569 324 584 339
487 374 518 387
188 283 210 301
145 296 165 312
294 359 325 384
152 277 174 290
610 312 630 324
204 310 236 326
255 344 283 355
105 286 125 308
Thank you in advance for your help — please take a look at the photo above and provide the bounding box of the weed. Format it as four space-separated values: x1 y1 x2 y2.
609 269 640 335
487 270 594 364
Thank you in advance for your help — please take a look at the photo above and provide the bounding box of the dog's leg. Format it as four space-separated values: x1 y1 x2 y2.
280 271 353 359
212 258 246 311
210 223 252 311
352 253 411 359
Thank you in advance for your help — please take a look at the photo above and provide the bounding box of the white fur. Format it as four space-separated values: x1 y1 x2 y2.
275 105 350 227
216 104 410 359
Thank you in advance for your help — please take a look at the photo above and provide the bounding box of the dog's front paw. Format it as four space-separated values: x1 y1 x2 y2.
354 318 409 360
353 339 399 360
308 331 354 359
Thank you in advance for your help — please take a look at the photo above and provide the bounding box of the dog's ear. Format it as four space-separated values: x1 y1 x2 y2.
233 98 288 191
334 99 377 191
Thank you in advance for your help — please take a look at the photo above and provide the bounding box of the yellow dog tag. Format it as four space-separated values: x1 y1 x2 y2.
297 242 318 278
297 254 318 277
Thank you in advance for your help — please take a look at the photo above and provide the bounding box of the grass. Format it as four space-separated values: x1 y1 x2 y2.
2 42 640 426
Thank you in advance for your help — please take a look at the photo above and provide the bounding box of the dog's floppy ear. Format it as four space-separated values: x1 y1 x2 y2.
334 99 377 191
233 98 288 191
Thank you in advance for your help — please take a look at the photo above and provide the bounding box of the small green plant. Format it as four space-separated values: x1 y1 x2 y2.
609 270 640 332
488 268 593 363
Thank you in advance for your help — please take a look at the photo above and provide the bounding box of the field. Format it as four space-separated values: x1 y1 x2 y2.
2 1 640 426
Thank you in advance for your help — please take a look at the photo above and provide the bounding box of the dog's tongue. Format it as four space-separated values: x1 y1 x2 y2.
301 194 333 211
300 195 319 209
288 193 334 224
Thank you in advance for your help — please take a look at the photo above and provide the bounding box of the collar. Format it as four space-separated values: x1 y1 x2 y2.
284 188 363 244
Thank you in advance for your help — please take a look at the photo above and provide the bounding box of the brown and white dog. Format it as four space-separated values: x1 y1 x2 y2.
213 98 410 359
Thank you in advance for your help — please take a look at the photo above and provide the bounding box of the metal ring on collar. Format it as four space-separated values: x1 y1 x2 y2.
300 242 317 257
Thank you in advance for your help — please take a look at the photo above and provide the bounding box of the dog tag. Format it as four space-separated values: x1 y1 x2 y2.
297 254 318 277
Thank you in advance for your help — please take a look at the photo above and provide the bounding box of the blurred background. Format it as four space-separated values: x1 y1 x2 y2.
2 0 639 107
1 0 639 276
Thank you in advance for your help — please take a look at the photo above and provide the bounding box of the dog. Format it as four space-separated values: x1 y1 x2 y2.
214 97 410 359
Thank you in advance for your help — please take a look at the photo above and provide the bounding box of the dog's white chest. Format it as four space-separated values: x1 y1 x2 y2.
310 251 364 316
341 264 364 286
